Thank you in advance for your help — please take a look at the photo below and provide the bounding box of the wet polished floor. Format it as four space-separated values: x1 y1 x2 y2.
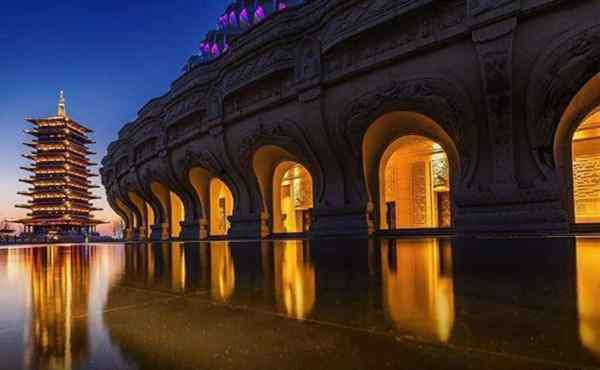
1 237 600 370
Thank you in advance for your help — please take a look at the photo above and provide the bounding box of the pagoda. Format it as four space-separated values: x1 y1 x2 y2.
16 92 103 238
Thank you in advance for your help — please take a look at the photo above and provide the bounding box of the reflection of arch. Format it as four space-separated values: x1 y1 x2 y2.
576 237 600 359
380 238 454 342
363 112 458 231
128 192 155 239
273 240 315 319
150 182 185 239
210 242 235 301
209 178 234 236
253 145 315 234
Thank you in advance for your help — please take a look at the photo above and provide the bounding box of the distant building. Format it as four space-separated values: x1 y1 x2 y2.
16 92 103 238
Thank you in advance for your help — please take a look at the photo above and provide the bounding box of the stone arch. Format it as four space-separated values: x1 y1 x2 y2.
115 197 137 239
208 178 235 236
527 23 600 178
237 120 324 214
127 191 155 239
108 194 132 232
337 76 475 208
526 23 600 226
363 112 458 231
252 145 316 234
150 181 185 239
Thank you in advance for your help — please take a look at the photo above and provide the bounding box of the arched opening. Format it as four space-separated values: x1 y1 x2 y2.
572 111 600 224
253 145 316 235
273 162 314 234
150 182 185 239
170 192 185 238
362 112 457 231
554 74 600 227
128 192 155 238
209 178 234 236
116 198 137 230
379 136 451 229
380 238 454 342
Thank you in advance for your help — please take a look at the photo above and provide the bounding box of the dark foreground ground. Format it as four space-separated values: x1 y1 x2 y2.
1 237 599 370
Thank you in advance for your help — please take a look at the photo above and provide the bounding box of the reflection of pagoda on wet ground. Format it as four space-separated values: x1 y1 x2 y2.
27 246 92 370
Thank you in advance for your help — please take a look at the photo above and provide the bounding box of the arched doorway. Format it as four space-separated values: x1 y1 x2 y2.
362 112 458 232
128 192 155 238
150 182 185 239
552 74 600 228
379 136 451 230
170 192 185 238
209 178 234 236
571 110 600 225
273 162 314 234
253 145 316 235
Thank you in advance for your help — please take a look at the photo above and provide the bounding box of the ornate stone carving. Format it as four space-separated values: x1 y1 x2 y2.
339 77 473 179
473 17 517 186
527 24 600 172
223 48 294 94
295 37 322 85
163 91 206 125
320 0 423 50
469 0 515 17
178 149 223 174
323 1 466 80
207 87 223 121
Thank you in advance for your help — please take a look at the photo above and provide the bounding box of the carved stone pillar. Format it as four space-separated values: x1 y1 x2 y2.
137 226 148 241
473 17 518 194
123 228 134 242
181 219 208 241
151 223 170 241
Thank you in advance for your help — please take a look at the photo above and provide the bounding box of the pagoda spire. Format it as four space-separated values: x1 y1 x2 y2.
57 90 66 118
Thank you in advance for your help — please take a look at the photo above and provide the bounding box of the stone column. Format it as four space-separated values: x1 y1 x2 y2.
151 223 170 241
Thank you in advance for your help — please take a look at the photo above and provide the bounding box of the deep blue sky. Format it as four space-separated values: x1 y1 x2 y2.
0 1 225 234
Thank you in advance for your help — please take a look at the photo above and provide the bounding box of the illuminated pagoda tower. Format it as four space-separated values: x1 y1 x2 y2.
16 92 103 238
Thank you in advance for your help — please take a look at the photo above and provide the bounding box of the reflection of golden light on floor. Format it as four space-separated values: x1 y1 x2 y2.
277 164 313 233
381 239 454 342
210 179 234 236
171 243 186 292
577 238 600 358
381 136 451 230
573 111 600 224
274 241 315 319
211 243 235 302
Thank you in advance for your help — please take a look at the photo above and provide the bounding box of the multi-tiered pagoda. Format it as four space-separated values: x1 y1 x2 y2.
16 92 103 239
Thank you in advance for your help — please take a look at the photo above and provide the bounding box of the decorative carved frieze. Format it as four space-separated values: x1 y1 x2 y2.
323 1 466 80
223 72 293 116
473 17 517 187
163 91 206 125
340 77 473 178
527 24 600 170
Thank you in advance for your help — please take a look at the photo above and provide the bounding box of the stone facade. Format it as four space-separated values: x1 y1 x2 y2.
101 0 600 240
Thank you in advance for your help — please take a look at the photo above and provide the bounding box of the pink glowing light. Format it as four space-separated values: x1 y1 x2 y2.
240 8 250 26
278 2 287 11
229 11 238 27
254 5 265 22
211 43 220 57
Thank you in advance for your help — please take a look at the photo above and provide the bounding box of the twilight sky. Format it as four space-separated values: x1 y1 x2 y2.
0 1 224 235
